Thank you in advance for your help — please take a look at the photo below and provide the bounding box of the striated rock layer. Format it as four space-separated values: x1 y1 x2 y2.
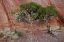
0 0 64 29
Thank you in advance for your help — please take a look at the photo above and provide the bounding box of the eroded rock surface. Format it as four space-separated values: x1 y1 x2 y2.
0 0 64 29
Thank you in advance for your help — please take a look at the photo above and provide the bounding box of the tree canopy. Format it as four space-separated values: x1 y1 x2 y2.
11 2 58 22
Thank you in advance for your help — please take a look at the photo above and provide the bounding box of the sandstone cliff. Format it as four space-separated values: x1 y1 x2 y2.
0 0 64 29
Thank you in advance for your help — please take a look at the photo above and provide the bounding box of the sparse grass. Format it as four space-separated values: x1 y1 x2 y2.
14 29 22 37
58 27 64 30
0 28 22 39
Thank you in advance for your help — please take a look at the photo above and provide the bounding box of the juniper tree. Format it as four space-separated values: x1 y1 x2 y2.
11 2 58 33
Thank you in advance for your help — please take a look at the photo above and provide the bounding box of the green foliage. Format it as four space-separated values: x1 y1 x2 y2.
0 31 4 37
0 28 22 39
26 2 38 12
20 3 28 11
37 6 46 14
37 7 46 21
58 27 64 30
30 13 38 20
0 33 4 37
11 2 58 22
46 6 58 17
20 2 38 13
14 29 18 33
16 12 26 22
14 29 22 37
17 31 22 37
11 9 19 14
20 2 46 21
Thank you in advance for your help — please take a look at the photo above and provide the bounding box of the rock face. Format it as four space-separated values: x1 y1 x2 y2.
0 0 64 29
0 0 9 28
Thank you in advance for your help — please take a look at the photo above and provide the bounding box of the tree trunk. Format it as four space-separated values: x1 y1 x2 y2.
45 19 51 32
44 15 51 33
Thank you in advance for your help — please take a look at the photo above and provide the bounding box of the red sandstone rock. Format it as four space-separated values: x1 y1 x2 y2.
0 0 9 28
0 0 64 29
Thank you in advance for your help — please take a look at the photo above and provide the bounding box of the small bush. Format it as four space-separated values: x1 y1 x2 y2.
0 30 4 37
17 31 22 37
11 9 19 14
14 29 22 37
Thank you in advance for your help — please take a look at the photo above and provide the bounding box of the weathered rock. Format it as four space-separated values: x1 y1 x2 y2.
0 0 9 28
0 0 64 29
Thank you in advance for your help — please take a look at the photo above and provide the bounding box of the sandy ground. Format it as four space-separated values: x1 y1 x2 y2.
0 29 64 42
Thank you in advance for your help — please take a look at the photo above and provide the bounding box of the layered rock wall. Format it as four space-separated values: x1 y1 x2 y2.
0 0 64 29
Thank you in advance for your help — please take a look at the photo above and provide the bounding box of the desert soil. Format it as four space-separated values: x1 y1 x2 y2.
0 29 64 42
